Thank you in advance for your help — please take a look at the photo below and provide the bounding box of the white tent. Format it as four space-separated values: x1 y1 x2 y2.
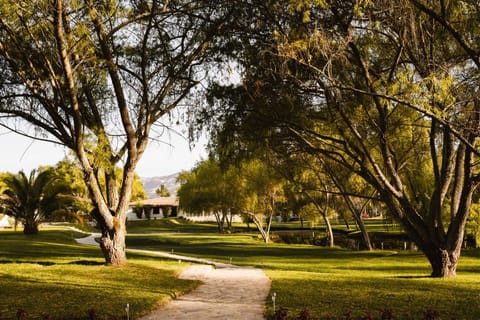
0 215 11 228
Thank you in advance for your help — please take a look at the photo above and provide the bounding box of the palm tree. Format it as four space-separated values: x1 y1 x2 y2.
0 168 77 234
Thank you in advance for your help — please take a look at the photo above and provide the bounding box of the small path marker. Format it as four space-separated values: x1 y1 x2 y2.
272 292 277 313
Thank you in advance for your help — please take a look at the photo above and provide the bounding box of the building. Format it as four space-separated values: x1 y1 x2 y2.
128 197 179 220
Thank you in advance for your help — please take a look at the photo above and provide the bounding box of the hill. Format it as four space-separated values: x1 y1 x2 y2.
140 173 180 198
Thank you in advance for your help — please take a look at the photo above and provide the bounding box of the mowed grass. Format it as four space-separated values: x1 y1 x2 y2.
3 219 480 319
0 228 198 319
126 219 480 319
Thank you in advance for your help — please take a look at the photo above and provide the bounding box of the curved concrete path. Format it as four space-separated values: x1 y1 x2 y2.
75 233 272 320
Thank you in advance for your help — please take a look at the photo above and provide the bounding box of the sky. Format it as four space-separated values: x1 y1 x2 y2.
0 128 208 178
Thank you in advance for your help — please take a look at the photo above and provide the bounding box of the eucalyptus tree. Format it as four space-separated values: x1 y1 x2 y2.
203 0 480 277
0 0 233 265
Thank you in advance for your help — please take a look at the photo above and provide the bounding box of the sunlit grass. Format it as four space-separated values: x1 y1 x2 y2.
126 219 480 319
3 219 480 319
0 229 198 319
267 269 480 319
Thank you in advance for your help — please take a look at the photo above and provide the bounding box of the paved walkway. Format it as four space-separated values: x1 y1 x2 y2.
75 233 272 320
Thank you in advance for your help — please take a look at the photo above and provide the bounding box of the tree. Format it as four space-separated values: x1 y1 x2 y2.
177 158 234 233
240 159 287 243
202 0 480 277
155 184 171 197
177 157 286 241
0 0 234 265
270 154 338 246
52 159 146 223
51 159 92 223
0 168 79 234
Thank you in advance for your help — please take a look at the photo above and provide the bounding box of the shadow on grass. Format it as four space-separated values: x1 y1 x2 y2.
0 260 56 266
0 259 104 266
68 260 105 266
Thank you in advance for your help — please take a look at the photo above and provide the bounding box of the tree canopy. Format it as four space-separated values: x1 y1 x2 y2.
199 0 480 277
1 0 479 277
0 167 83 234
177 157 286 241
0 0 235 265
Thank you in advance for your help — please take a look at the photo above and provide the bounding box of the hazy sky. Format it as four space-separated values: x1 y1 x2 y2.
0 128 207 177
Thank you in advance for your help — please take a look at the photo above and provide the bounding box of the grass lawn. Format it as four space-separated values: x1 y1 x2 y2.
0 228 198 319
126 219 480 319
3 219 480 319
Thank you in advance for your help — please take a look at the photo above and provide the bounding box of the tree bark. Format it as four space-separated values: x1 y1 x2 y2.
100 233 127 265
324 164 372 249
424 246 459 277
213 211 225 233
98 216 127 265
23 220 39 235
23 209 39 235
342 194 372 250
247 212 271 243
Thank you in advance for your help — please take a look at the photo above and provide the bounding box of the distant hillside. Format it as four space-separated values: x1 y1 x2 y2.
140 173 180 198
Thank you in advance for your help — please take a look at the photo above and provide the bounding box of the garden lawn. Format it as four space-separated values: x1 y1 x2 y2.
0 228 198 319
126 219 480 319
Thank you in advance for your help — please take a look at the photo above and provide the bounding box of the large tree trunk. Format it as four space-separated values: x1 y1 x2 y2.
91 207 127 265
23 221 39 235
425 247 459 278
385 190 471 278
99 217 127 266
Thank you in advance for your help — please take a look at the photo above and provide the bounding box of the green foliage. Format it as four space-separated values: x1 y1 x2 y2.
177 158 225 214
177 157 286 238
0 0 236 263
287 0 328 23
51 159 93 223
0 168 84 234
200 0 480 276
467 203 480 247
155 184 171 197
298 202 323 223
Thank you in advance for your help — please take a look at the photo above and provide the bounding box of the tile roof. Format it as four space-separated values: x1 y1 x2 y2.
132 197 179 207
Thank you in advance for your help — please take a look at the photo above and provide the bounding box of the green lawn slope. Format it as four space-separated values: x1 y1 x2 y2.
0 228 198 319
